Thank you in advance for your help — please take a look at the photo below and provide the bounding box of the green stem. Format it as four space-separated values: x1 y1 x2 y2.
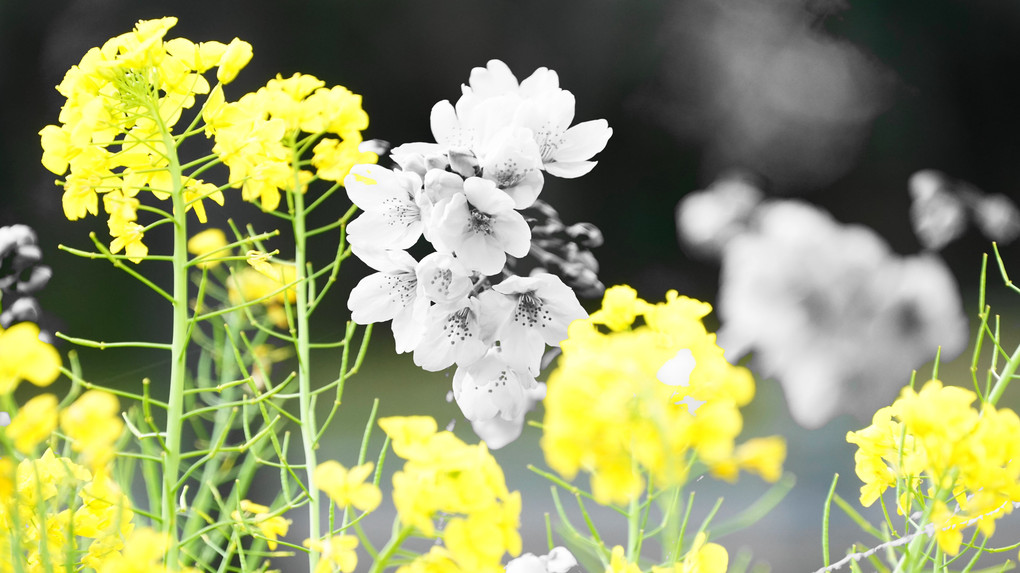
290 142 321 573
369 523 415 573
161 115 189 569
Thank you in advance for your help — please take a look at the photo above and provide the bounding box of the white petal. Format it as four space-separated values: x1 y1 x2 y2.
344 165 406 210
467 59 519 98
457 233 506 276
346 211 422 251
519 67 561 97
464 177 513 214
502 169 545 209
347 271 414 324
554 120 612 163
391 296 428 354
430 193 471 254
350 245 417 273
545 160 597 179
499 324 546 376
656 349 697 387
430 100 468 148
492 211 532 257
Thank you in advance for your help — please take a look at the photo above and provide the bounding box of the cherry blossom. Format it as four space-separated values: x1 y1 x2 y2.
492 273 588 376
347 247 427 354
411 292 505 372
430 177 531 275
344 164 424 250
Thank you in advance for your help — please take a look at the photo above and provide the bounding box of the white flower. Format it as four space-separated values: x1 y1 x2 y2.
344 164 424 250
431 59 611 200
492 273 588 376
514 90 612 179
453 346 538 423
477 126 546 209
716 200 967 429
505 546 577 573
430 177 531 275
389 142 449 177
419 169 468 243
415 252 473 304
347 247 428 354
412 291 505 372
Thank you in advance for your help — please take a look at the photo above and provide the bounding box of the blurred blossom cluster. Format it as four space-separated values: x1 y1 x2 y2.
0 225 54 338
644 0 892 191
908 169 1020 251
677 175 968 429
345 60 611 447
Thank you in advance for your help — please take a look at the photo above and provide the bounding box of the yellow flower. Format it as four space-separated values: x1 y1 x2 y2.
378 416 438 460
710 436 786 483
109 221 148 263
60 390 123 469
304 535 359 573
588 284 648 332
543 287 768 505
216 38 253 84
605 546 641 573
246 250 282 281
164 38 227 73
95 527 170 573
183 178 225 224
396 546 465 573
5 394 59 453
187 228 228 268
311 137 378 182
231 499 290 550
314 460 382 513
0 322 61 394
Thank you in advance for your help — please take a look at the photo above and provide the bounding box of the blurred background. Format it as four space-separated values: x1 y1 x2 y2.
4 0 1020 570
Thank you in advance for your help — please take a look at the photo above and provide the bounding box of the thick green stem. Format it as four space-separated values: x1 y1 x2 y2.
163 126 189 569
291 155 320 573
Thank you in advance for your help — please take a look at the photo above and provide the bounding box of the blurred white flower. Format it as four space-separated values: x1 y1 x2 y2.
973 192 1020 244
643 0 892 191
676 173 764 259
717 200 967 428
505 546 578 573
908 170 968 251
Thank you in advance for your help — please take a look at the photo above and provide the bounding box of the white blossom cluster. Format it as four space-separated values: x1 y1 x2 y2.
676 175 968 429
345 60 611 446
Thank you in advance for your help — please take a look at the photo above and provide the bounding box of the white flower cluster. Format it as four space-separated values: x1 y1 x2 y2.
676 176 968 429
345 60 611 446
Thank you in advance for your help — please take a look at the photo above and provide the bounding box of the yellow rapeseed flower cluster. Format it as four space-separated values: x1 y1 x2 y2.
0 325 132 573
204 71 378 212
846 379 1020 555
542 285 786 506
0 449 133 573
378 415 522 573
40 17 249 262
